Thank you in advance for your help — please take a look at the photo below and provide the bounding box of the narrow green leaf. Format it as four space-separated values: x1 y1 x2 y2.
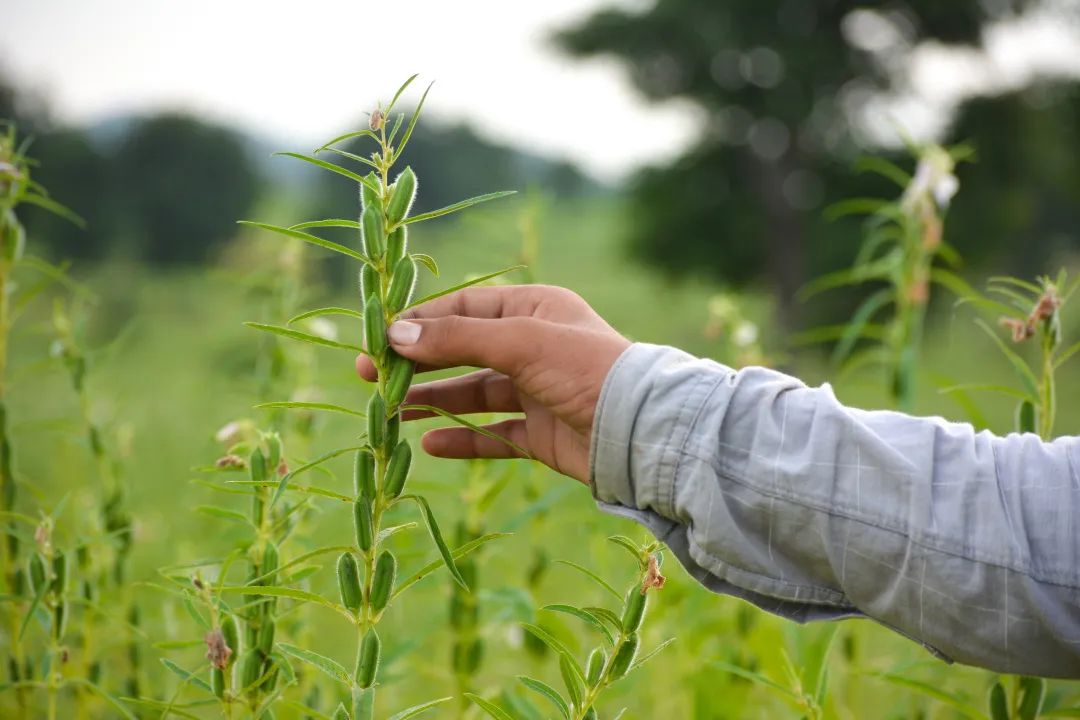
238 221 365 261
628 638 676 674
823 197 894 222
520 623 584 677
393 81 433 161
542 604 615 646
321 147 379 171
711 660 797 698
376 522 417 545
402 403 530 458
392 532 509 600
402 191 517 226
1054 339 1080 370
517 676 570 720
277 643 350 686
412 253 439 277
386 74 420 114
854 156 911 187
315 129 378 152
289 219 361 231
18 579 49 640
219 586 352 621
403 266 526 310
287 307 364 325
386 697 454 720
465 693 516 720
21 193 85 227
274 152 369 185
271 444 364 508
938 384 1033 402
974 319 1039 398
832 288 893 366
406 495 467 590
67 679 138 719
583 606 623 633
160 659 212 693
554 560 621 600
195 505 251 525
988 275 1042 294
244 322 363 353
607 535 644 564
878 673 983 719
256 401 365 418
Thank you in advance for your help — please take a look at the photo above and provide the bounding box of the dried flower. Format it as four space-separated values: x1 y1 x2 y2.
205 627 233 670
215 454 246 469
642 553 666 593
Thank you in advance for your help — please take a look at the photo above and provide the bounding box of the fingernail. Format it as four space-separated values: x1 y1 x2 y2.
388 320 422 345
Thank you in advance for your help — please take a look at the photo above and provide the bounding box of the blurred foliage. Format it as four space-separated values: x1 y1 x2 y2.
555 0 1080 326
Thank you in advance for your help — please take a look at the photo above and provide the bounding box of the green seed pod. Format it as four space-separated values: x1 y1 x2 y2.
386 256 416 315
586 647 606 686
353 450 375 500
360 173 380 211
609 633 639 680
1018 676 1046 720
364 294 387 359
355 628 381 688
245 623 259 649
386 167 417 225
28 553 46 595
621 586 647 633
353 498 374 553
337 552 363 611
258 619 276 655
988 682 1008 720
241 650 262 690
386 226 407 266
382 441 411 498
367 394 385 451
261 542 279 584
360 263 379 306
385 413 400 454
250 446 268 483
370 550 397 613
211 667 225 699
331 703 351 720
221 616 239 664
384 354 415 410
53 602 68 640
51 551 68 595
361 204 385 260
452 637 484 675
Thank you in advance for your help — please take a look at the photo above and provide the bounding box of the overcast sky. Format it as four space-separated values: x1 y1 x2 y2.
3 1 1079 180
0 0 698 181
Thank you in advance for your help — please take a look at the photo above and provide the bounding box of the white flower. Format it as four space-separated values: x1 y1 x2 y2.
733 321 759 348
903 145 959 211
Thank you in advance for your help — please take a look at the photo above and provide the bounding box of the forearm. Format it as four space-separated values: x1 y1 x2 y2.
590 343 1080 678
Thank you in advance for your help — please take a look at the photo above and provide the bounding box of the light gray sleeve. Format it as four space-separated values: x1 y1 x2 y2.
589 343 1080 678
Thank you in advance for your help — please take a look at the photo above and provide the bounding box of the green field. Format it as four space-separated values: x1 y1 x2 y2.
6 194 1080 719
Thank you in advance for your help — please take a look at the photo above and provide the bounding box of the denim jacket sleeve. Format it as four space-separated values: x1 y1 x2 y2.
589 343 1080 678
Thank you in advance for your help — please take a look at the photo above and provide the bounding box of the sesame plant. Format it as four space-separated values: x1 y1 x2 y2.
229 76 519 719
467 536 673 720
800 143 971 409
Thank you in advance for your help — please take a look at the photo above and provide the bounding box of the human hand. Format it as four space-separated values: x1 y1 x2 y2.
355 285 631 484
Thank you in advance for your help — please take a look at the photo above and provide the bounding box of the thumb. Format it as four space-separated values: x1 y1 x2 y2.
386 316 542 376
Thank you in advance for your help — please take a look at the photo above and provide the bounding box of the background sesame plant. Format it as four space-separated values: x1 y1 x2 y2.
799 142 972 409
467 536 672 720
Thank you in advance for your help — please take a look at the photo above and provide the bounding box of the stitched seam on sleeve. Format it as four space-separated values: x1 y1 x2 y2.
662 369 728 518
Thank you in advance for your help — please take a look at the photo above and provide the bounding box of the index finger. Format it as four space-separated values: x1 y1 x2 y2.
400 284 547 321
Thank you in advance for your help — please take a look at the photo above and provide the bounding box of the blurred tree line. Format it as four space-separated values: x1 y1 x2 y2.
0 74 592 268
556 0 1080 327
